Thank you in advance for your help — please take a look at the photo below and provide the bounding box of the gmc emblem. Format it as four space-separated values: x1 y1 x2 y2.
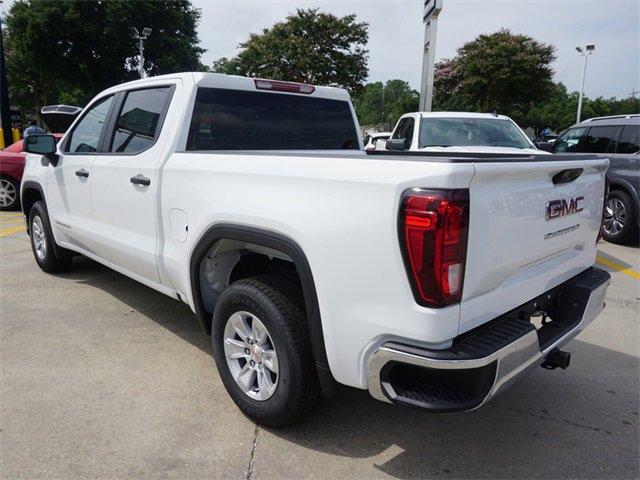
546 196 584 220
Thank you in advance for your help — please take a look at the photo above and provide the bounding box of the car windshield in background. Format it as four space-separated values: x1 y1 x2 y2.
187 88 359 150
419 117 531 149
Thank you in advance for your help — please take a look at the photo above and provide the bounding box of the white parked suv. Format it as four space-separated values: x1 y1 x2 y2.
384 111 549 155
21 73 610 426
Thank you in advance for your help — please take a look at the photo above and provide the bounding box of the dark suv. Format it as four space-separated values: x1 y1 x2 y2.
554 115 639 244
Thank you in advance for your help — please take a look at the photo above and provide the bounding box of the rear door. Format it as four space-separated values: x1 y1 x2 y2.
459 156 609 333
89 84 175 283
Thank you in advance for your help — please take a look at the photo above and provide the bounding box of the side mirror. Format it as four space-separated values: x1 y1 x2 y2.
385 138 408 151
24 134 59 166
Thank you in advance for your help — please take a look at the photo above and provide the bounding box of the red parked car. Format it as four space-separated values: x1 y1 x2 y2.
0 105 80 210
0 134 64 211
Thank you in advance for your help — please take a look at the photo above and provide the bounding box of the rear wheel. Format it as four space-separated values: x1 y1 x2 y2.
0 176 20 211
603 189 638 244
29 201 72 272
211 275 321 426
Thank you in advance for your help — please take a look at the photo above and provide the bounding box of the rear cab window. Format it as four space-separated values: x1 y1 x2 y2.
418 117 530 149
186 88 359 150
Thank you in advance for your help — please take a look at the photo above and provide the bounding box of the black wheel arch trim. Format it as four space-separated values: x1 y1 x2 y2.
20 181 67 259
189 223 330 372
21 180 45 218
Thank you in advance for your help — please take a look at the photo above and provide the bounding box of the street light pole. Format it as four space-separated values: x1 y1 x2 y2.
575 44 595 124
131 27 152 79
419 0 443 112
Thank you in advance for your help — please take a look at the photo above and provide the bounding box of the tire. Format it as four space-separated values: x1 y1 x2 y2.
28 201 72 273
0 175 20 211
603 189 639 245
211 275 321 427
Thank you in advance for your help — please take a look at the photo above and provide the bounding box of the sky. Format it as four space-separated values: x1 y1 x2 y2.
193 0 640 99
1 0 638 99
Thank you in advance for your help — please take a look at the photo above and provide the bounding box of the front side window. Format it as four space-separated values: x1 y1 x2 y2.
65 95 114 153
110 87 171 154
392 119 408 139
554 127 587 153
581 126 619 154
402 119 415 147
186 88 359 151
419 117 530 149
391 118 414 148
616 125 640 154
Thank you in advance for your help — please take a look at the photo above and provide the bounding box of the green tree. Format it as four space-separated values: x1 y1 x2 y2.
5 0 204 114
433 29 556 124
353 80 418 128
212 9 369 94
525 83 640 133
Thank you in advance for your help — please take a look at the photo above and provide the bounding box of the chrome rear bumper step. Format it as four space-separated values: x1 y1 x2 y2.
367 267 611 412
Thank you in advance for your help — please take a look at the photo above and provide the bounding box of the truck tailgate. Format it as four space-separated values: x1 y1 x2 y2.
460 157 609 334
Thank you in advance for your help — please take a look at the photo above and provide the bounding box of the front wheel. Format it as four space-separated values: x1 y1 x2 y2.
29 201 72 273
603 190 638 244
211 276 321 427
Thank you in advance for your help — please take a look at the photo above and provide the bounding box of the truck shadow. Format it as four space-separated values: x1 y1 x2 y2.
64 256 639 479
63 256 212 355
265 339 639 479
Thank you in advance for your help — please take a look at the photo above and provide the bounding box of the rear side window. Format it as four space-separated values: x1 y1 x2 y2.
617 125 640 154
110 87 171 154
581 126 619 153
554 127 586 153
187 88 359 150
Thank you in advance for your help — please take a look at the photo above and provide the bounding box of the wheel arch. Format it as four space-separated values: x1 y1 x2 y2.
189 224 331 375
20 181 45 228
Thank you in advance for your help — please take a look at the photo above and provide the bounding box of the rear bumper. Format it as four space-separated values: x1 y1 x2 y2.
366 267 610 412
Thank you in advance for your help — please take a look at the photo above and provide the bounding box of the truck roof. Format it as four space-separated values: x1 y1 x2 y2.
408 111 515 121
98 72 351 102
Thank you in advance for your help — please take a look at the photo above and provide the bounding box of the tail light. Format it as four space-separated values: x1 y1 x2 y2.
399 189 470 308
597 176 610 243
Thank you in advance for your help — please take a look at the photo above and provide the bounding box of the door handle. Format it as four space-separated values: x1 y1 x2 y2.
130 174 151 186
75 169 89 178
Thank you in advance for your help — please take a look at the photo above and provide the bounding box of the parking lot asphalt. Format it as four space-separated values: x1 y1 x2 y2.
1 210 638 479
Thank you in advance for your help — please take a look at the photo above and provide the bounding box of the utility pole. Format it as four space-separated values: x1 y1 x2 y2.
575 44 595 124
131 27 152 79
419 0 443 112
0 4 14 147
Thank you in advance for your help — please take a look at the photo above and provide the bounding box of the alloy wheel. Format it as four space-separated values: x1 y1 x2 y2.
604 198 626 236
0 179 17 207
223 311 279 401
32 215 47 260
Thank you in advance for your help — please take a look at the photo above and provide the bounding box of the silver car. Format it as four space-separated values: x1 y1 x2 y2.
553 114 639 244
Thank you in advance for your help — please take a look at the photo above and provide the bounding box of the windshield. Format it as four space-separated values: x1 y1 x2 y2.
419 117 531 149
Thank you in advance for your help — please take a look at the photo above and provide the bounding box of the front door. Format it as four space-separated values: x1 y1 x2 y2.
90 85 174 283
47 95 115 248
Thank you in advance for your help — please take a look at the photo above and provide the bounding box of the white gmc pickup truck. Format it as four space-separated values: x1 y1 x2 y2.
21 73 611 426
